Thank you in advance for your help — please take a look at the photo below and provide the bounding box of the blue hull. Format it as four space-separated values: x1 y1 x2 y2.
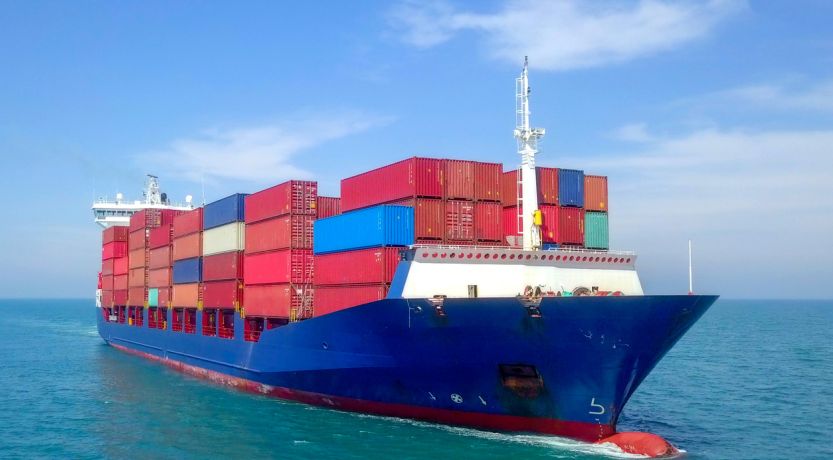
97 295 716 440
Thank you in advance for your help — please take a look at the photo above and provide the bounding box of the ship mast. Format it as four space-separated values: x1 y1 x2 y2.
514 57 546 250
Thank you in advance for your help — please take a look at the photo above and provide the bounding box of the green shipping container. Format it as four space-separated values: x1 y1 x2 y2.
584 211 609 249
147 288 159 307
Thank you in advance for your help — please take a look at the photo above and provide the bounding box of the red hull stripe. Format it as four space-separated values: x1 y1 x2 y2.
111 344 614 441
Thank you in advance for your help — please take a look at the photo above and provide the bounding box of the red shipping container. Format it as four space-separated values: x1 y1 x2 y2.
102 241 128 260
502 168 559 207
473 162 502 202
148 246 172 270
102 226 129 244
102 290 113 307
540 205 584 245
173 208 203 238
444 159 475 200
314 247 400 286
128 229 147 250
127 286 147 307
172 283 201 308
102 259 115 276
102 275 114 291
114 274 128 290
445 200 474 241
503 206 521 241
316 196 341 219
245 214 314 254
149 224 173 249
129 209 182 232
245 180 318 223
148 267 172 288
475 201 503 242
173 233 201 261
114 257 128 275
203 251 244 282
113 289 128 305
157 287 172 306
243 284 309 318
584 175 608 212
128 248 147 269
244 249 312 285
202 280 243 309
128 267 147 287
341 157 443 212
314 285 388 317
390 197 444 240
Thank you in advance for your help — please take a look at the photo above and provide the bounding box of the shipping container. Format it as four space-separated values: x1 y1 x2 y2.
243 284 309 318
157 287 172 307
502 167 559 207
314 284 388 317
148 267 172 288
113 289 128 306
245 214 314 254
473 161 502 202
584 211 609 249
244 249 313 285
173 208 203 238
558 169 585 208
148 288 159 307
102 258 114 276
203 222 246 256
128 248 146 269
149 224 173 249
474 201 503 242
245 181 317 223
102 226 129 244
202 280 243 309
203 251 244 282
316 196 341 219
114 257 128 275
584 175 608 212
390 198 444 241
313 205 414 254
341 157 443 212
204 193 247 230
114 274 128 291
148 246 172 270
128 267 146 287
129 209 180 232
127 286 146 307
128 229 147 250
445 200 475 241
541 205 584 245
172 283 200 308
314 247 400 286
173 257 202 284
102 275 114 291
444 159 475 200
173 232 202 261
102 290 113 307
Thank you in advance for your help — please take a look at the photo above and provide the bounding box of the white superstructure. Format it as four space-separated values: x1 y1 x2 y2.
514 56 546 251
92 175 193 228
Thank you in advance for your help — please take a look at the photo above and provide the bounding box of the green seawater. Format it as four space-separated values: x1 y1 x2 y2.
0 299 830 460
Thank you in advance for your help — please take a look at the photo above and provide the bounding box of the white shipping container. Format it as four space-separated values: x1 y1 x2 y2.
202 222 245 256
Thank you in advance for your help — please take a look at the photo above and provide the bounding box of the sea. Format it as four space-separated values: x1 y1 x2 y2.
0 299 830 460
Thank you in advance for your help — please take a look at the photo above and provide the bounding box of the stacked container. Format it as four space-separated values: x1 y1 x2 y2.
172 208 203 333
147 224 173 329
313 205 412 316
316 196 341 219
100 226 129 320
584 175 609 249
243 181 317 323
127 209 180 325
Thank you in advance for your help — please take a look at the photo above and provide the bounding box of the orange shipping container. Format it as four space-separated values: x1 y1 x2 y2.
128 267 147 287
114 274 128 291
244 284 308 318
148 268 172 288
148 246 172 270
173 233 202 261
128 229 148 250
172 283 201 308
584 175 608 212
128 248 147 269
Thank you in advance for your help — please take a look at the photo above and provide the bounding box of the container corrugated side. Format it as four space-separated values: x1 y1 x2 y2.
202 251 244 282
114 274 128 290
148 246 172 269
203 193 248 230
473 161 502 202
102 275 114 291
128 229 148 250
114 257 128 275
148 268 172 288
128 248 147 269
316 196 341 219
390 197 444 241
113 289 128 305
127 286 146 307
173 232 202 261
102 226 129 244
129 209 181 232
558 169 585 207
584 211 609 249
445 200 474 241
102 242 128 260
313 247 400 285
202 280 243 308
244 249 313 285
341 157 443 212
202 222 246 256
148 288 159 307
172 283 200 308
314 285 388 316
584 175 608 212
128 267 147 287
102 259 115 276
474 201 502 242
244 215 313 254
501 167 558 207
243 284 307 318
313 205 414 254
148 224 173 249
541 205 584 245
173 208 203 238
444 159 475 200
173 257 202 284
245 180 317 223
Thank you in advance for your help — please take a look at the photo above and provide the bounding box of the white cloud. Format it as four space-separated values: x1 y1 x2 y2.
711 79 833 112
613 122 655 143
138 112 391 184
389 0 744 70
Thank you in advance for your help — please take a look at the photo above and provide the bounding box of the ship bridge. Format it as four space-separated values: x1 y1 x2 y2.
92 175 193 228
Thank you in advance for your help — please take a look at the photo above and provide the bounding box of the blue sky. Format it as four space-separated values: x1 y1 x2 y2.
1 0 831 298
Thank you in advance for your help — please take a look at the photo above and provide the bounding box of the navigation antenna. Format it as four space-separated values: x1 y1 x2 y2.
143 174 162 205
514 57 546 251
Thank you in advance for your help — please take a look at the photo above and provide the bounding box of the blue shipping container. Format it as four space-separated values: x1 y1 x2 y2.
314 205 414 254
558 169 585 208
173 257 202 284
204 193 248 230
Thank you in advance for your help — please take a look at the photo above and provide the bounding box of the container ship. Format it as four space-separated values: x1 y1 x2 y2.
94 59 716 458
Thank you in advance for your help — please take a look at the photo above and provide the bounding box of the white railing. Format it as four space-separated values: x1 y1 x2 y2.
410 244 636 256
